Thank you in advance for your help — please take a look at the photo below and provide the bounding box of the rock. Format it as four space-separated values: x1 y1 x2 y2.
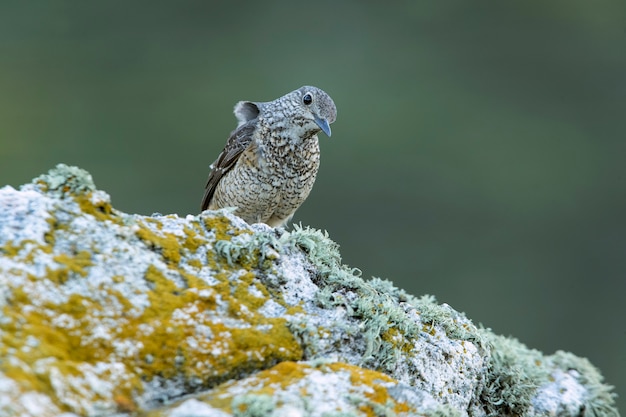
0 164 619 417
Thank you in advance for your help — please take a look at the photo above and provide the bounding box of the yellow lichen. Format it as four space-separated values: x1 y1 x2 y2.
186 258 202 269
202 215 250 242
0 289 142 412
326 363 412 416
1 192 307 414
135 226 182 265
112 275 125 283
44 217 59 246
183 225 206 253
53 251 93 277
101 263 304 386
0 241 21 257
74 194 122 225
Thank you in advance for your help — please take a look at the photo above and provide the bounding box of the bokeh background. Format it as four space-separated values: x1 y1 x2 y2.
1 1 624 411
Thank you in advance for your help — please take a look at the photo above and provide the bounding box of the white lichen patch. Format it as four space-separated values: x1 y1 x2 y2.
0 186 53 246
167 399 231 417
532 369 586 415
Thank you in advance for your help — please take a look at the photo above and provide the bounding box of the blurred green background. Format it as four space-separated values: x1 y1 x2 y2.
1 0 624 411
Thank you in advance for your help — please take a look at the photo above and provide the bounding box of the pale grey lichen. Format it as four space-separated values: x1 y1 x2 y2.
28 163 97 197
231 394 276 417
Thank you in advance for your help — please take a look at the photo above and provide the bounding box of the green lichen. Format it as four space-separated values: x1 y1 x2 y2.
276 225 483 373
30 164 96 197
215 232 280 271
477 334 546 416
211 229 308 314
268 226 623 416
232 394 276 417
475 333 620 417
428 405 462 417
550 351 619 417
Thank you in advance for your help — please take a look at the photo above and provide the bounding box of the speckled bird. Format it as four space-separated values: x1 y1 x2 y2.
201 86 337 227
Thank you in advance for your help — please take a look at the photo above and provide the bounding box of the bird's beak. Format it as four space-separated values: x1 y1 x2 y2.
314 116 332 137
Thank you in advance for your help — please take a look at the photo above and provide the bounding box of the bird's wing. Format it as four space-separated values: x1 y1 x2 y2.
201 121 257 210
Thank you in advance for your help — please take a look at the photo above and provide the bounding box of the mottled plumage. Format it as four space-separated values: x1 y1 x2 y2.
201 86 337 227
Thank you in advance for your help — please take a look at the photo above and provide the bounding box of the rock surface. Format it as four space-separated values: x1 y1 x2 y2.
0 164 619 417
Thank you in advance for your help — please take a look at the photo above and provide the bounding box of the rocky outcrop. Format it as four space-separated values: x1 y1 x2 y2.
0 165 618 416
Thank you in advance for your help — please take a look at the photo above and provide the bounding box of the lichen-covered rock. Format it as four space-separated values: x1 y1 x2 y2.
0 165 619 417
147 361 451 417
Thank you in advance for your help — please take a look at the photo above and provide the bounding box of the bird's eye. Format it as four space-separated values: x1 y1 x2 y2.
303 93 313 105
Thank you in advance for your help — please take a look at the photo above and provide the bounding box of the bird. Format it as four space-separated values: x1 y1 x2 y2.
201 85 337 227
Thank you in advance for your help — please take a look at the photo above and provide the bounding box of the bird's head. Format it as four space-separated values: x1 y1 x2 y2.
292 86 337 137
233 86 337 139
